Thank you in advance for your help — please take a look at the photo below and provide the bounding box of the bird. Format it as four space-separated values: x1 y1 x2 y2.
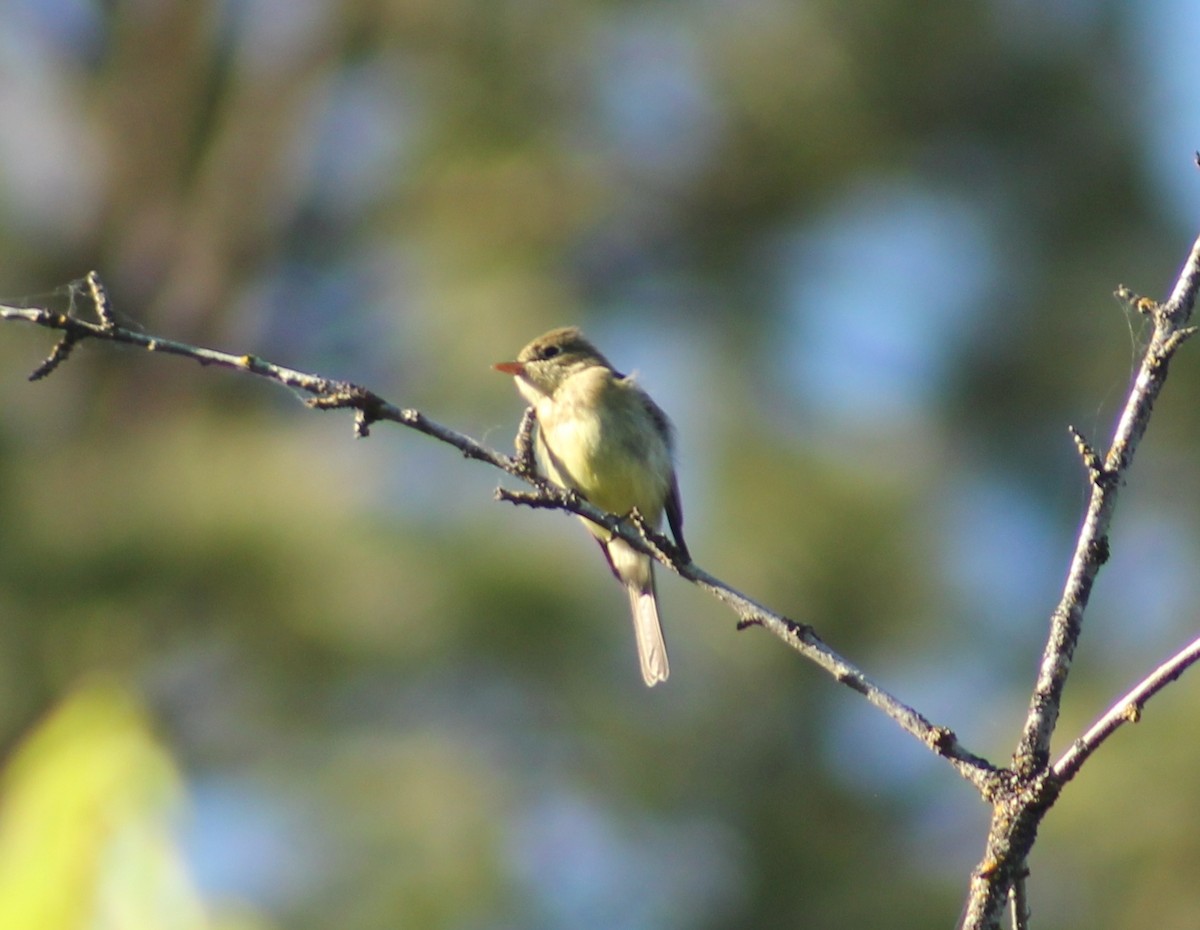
495 327 687 686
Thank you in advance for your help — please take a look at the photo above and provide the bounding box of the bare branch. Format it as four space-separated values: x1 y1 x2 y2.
496 477 999 789
514 405 538 477
1 273 1001 792
0 286 519 475
86 270 116 329
1014 233 1200 778
1052 634 1200 784
961 233 1200 929
28 329 81 381
1009 867 1030 930
10 251 1200 930
1067 425 1102 480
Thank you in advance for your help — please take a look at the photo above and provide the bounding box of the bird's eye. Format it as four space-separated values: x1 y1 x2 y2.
540 345 561 359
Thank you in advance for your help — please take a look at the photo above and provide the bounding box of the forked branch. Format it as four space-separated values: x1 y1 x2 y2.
7 230 1200 930
960 232 1200 929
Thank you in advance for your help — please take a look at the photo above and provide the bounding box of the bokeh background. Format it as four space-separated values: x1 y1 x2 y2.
0 1 1199 927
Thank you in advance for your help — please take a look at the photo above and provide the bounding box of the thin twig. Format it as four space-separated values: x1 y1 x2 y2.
494 483 998 787
960 232 1200 930
1 273 1001 792
1052 634 1200 784
1009 867 1030 930
28 330 80 381
0 293 516 472
9 260 1200 930
1015 234 1200 776
87 270 116 329
679 562 998 787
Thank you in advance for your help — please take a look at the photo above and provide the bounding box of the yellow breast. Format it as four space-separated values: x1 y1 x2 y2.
535 368 670 524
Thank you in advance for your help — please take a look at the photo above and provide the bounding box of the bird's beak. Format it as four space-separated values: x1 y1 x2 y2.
493 361 525 376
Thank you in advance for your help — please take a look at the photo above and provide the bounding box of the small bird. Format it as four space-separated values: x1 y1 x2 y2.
495 327 687 686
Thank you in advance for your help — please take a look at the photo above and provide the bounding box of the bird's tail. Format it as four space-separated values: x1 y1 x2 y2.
628 575 669 686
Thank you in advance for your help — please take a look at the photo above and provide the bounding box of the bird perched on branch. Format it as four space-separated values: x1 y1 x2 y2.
495 327 687 686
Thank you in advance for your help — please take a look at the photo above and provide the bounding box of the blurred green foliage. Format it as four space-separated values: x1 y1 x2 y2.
0 1 1199 928
0 682 257 930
